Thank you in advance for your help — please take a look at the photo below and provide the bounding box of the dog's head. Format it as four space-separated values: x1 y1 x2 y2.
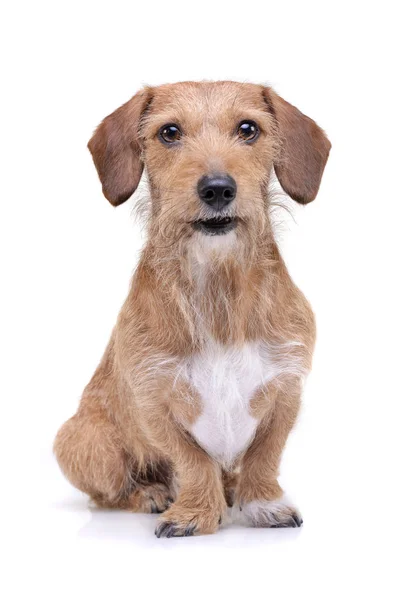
88 81 330 251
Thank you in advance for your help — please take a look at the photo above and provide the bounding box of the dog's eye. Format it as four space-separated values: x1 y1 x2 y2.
159 124 182 144
237 121 259 142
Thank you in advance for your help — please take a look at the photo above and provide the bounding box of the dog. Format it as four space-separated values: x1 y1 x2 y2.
54 81 331 537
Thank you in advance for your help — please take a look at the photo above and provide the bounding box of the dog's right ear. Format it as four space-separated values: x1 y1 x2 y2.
88 88 153 206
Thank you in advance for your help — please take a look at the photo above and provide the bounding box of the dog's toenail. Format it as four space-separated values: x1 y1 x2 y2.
155 521 176 538
293 514 303 527
150 500 160 514
155 521 196 538
184 525 195 537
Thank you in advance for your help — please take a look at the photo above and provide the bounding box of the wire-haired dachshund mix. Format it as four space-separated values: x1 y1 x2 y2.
55 81 331 537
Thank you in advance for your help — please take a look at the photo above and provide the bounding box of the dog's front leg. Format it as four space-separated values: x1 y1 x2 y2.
144 383 226 538
236 382 303 528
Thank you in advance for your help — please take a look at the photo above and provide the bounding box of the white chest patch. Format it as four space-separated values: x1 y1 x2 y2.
184 339 301 467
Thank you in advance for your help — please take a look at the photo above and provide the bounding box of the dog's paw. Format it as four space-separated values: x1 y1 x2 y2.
155 504 223 538
128 483 174 514
235 496 303 528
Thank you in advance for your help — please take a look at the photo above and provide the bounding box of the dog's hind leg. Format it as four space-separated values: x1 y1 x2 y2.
54 406 173 513
54 405 132 505
54 336 175 513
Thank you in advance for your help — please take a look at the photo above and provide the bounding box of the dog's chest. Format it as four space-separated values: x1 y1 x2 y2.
185 341 272 467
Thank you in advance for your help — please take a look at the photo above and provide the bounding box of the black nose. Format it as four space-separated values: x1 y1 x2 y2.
197 174 237 210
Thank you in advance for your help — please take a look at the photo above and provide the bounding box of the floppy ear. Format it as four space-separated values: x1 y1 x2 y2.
263 88 331 204
88 88 153 206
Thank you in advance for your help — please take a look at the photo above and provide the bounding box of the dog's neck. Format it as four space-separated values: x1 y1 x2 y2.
135 227 283 347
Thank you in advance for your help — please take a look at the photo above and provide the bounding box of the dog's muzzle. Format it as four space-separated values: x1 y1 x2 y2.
195 174 237 235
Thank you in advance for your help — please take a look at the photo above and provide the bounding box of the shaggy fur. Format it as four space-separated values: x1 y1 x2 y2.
54 81 331 537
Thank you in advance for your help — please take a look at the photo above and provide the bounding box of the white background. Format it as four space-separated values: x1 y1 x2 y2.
1 1 409 598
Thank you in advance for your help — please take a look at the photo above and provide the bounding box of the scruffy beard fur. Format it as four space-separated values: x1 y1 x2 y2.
143 184 272 346
54 81 330 537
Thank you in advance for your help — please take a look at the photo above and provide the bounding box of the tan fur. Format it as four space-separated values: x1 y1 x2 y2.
54 81 330 536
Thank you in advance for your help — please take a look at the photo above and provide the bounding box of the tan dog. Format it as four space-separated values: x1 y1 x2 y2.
54 81 330 537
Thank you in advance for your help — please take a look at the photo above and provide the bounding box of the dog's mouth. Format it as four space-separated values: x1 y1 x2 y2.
192 216 238 236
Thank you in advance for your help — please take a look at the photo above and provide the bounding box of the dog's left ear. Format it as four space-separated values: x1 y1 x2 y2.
263 88 331 204
88 87 153 206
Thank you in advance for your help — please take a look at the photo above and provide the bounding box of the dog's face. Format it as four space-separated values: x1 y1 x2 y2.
88 81 330 250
